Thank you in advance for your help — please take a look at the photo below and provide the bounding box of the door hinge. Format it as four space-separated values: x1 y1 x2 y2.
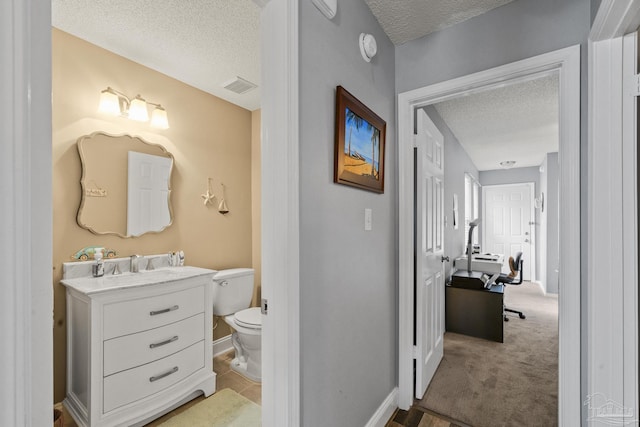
628 73 640 96
261 298 268 315
412 345 418 359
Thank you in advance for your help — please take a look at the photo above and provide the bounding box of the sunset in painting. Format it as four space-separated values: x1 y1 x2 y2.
343 107 381 180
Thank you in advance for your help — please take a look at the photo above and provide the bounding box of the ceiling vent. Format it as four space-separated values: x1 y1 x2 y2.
222 77 257 94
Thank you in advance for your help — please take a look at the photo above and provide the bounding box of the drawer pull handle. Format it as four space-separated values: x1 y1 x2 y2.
149 305 179 316
149 336 179 349
149 366 179 382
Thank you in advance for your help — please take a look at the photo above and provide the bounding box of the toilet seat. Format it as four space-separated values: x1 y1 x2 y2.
234 307 262 329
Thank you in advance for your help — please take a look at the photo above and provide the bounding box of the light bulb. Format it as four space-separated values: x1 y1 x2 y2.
128 95 149 122
150 106 169 129
98 88 121 116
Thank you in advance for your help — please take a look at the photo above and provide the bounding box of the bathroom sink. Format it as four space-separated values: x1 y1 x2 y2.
61 266 216 295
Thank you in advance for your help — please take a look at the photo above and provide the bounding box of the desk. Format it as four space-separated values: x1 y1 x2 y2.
445 283 504 343
453 253 504 274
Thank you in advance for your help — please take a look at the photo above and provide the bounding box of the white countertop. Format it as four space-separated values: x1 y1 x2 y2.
60 266 216 295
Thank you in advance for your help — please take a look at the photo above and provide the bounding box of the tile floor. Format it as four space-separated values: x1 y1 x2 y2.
55 350 261 426
385 406 469 427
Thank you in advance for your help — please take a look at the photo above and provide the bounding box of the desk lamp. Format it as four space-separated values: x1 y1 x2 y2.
451 218 488 289
467 218 480 272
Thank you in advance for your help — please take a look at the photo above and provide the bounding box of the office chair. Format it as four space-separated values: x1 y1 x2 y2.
496 251 526 321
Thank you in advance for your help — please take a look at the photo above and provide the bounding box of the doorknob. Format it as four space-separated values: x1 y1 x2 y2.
524 239 530 243
441 256 450 263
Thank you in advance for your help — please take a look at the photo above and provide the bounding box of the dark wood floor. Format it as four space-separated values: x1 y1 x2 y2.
386 406 470 427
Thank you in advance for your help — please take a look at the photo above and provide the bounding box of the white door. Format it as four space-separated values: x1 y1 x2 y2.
482 183 534 280
414 109 445 399
127 151 173 236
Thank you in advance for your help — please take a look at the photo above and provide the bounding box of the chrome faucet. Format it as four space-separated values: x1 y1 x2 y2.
130 254 141 273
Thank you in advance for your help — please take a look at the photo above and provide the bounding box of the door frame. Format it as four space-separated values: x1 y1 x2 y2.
589 0 640 419
2 0 53 425
3 0 300 425
258 0 300 425
481 182 536 281
397 45 581 424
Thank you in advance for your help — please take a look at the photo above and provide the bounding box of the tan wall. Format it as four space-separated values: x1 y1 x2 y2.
52 29 257 402
251 110 262 306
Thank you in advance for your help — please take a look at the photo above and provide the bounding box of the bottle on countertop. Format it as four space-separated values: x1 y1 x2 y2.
92 248 104 277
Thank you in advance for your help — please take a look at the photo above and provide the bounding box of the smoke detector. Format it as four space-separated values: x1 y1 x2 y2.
222 77 257 94
359 33 377 62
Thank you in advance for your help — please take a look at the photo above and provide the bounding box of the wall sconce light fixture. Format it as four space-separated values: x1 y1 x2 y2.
98 87 169 129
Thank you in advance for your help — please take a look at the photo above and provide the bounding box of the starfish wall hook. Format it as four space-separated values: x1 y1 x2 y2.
201 178 215 206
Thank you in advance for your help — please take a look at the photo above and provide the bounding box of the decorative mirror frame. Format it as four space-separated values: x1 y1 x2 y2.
76 131 175 238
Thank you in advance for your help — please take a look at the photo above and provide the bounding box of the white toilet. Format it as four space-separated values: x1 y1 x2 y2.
211 268 261 382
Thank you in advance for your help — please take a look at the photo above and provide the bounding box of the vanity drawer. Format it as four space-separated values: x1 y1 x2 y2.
103 285 205 339
103 313 205 376
103 340 205 413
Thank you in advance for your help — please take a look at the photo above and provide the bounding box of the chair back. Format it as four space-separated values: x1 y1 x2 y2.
509 251 523 284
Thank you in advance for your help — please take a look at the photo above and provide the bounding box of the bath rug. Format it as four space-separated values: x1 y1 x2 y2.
158 388 261 427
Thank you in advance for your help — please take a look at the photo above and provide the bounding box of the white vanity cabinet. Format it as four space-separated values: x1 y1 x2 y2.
61 266 216 427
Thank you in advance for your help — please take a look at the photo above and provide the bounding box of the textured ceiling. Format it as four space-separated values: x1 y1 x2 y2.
52 0 550 163
433 75 559 171
365 0 514 45
52 0 261 111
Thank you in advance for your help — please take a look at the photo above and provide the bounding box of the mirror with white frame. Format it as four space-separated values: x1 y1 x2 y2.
76 132 174 237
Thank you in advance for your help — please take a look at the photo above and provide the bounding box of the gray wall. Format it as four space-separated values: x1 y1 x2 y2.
423 106 479 280
591 0 603 23
396 0 590 94
479 167 540 188
544 152 560 294
540 157 549 293
480 167 541 281
299 2 396 426
537 152 560 295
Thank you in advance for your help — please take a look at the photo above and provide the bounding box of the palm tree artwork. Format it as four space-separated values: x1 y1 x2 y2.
344 107 379 180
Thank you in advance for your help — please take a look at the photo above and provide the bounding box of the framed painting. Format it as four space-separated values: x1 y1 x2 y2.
334 86 386 193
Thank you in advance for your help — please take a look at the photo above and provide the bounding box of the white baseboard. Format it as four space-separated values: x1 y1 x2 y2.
212 335 233 358
365 387 398 427
532 280 546 295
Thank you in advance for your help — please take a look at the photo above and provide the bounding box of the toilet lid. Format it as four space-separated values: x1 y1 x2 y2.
234 307 262 328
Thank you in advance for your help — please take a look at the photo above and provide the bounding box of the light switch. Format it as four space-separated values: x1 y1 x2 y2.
364 208 372 231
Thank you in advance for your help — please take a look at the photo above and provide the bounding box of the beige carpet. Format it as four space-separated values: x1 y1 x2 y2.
418 281 558 427
157 388 261 427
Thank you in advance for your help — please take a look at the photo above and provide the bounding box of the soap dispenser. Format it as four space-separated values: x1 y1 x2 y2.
92 248 104 277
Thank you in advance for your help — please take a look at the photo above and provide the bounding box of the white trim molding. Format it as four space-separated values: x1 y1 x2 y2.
212 335 234 358
620 32 639 423
591 0 640 42
397 46 581 425
587 23 639 424
259 0 300 426
364 388 398 427
0 0 53 426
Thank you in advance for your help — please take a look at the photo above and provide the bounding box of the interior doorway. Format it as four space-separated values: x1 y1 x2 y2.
397 46 581 424
42 0 299 426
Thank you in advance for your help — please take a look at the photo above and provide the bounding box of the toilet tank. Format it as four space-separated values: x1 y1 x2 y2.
211 268 255 316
